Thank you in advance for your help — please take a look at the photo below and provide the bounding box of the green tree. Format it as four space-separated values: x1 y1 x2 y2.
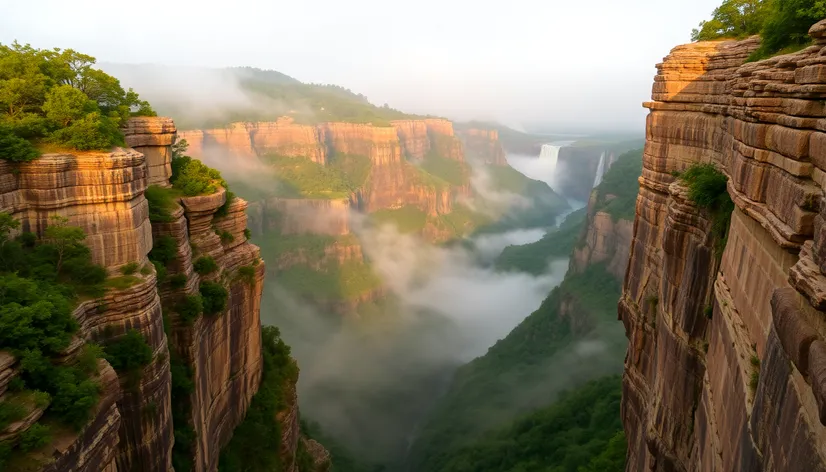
43 215 86 274
757 0 826 55
0 125 39 161
692 0 768 40
42 84 93 127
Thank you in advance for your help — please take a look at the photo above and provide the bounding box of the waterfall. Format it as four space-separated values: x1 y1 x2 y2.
592 152 606 187
539 143 562 175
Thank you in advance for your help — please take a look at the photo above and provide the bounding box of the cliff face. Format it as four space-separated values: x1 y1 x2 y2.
621 22 826 472
0 116 322 471
573 192 634 280
459 128 508 166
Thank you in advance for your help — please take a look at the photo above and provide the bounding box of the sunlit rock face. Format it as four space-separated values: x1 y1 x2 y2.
459 128 508 166
0 116 325 471
621 21 826 472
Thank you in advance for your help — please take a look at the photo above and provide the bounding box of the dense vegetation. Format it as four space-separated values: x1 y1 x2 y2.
371 206 428 233
410 263 626 471
0 42 154 161
678 163 735 257
218 326 299 471
421 152 471 186
692 0 826 60
0 213 113 467
263 153 368 199
495 208 587 274
438 376 625 472
592 148 643 221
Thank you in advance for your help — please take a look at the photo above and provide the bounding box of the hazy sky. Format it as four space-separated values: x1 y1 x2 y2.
1 0 720 133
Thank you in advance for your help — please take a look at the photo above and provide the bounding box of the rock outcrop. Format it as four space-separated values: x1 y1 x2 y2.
459 128 508 166
573 191 634 280
621 22 826 472
0 116 326 471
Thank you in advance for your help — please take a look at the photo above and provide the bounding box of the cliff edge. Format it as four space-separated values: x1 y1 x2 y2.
621 21 826 472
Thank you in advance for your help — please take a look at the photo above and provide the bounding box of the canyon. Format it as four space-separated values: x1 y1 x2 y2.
0 116 326 471
621 19 826 472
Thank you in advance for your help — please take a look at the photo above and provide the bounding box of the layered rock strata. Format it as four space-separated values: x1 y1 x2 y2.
573 191 634 280
0 116 324 471
621 22 826 472
459 128 508 166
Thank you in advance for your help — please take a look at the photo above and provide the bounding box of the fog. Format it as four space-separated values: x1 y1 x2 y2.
2 0 722 132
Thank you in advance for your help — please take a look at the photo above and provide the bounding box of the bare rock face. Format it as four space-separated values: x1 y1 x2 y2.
124 116 177 187
459 128 508 166
392 120 431 160
573 192 634 279
622 22 826 471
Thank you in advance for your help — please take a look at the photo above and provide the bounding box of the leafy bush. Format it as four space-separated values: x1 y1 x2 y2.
145 185 179 223
200 281 228 316
176 295 203 324
238 265 256 285
0 399 26 431
171 154 226 197
0 126 39 162
0 42 154 155
216 229 235 244
679 163 734 256
152 261 167 284
169 274 188 289
148 235 178 266
193 256 218 275
18 423 51 452
103 329 153 373
243 228 252 240
120 261 139 276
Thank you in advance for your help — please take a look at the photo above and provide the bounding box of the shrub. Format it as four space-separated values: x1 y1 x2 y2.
200 281 228 316
215 191 235 218
679 164 735 257
152 261 167 284
169 274 188 289
193 256 219 275
140 264 152 276
749 0 826 60
0 400 27 431
145 185 179 223
217 229 235 244
176 295 203 324
149 235 178 266
120 261 140 276
103 330 153 373
0 126 39 162
171 154 226 197
244 228 252 240
238 265 256 285
18 422 51 452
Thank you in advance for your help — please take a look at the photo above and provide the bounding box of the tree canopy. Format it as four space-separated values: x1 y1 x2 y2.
692 0 826 60
0 42 154 159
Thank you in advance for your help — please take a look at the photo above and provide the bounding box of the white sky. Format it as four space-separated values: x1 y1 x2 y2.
1 0 721 133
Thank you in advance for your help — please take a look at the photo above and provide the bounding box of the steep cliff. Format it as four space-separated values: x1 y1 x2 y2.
459 128 508 166
0 116 326 472
621 21 826 472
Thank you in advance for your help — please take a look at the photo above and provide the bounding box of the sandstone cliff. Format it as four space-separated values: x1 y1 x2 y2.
573 191 634 280
0 116 325 471
621 21 826 472
459 128 508 166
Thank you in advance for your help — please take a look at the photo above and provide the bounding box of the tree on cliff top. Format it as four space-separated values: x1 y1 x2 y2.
0 42 155 157
692 0 826 60
691 0 768 41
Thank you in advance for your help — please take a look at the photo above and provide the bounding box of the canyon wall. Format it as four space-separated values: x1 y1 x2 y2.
573 191 634 280
459 128 508 166
0 116 325 471
621 21 826 472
